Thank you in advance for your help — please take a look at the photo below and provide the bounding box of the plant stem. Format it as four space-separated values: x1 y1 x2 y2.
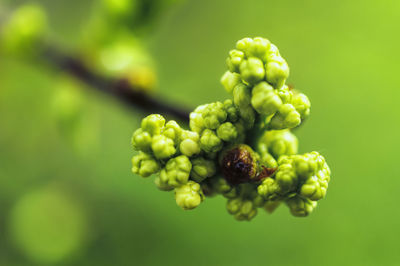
42 44 191 123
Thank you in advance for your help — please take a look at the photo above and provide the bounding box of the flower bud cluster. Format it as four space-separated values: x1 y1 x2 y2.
257 151 330 217
131 114 215 210
221 37 311 130
131 37 331 221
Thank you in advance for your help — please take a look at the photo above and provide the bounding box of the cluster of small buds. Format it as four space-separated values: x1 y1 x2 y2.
258 151 330 217
131 37 331 221
221 37 310 130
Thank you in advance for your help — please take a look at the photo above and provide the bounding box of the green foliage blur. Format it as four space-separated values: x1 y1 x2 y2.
1 0 400 265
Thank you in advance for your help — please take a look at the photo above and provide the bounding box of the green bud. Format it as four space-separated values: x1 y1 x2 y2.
265 43 281 62
190 157 216 183
210 177 238 198
250 37 271 59
162 120 182 143
264 200 281 213
239 57 265 85
226 197 258 221
151 135 176 159
233 83 251 108
285 196 317 217
157 155 192 188
258 149 278 168
132 128 152 152
239 106 256 129
277 85 293 103
141 114 165 136
221 71 241 93
131 152 160 177
292 152 319 179
202 102 227 129
265 56 289 89
179 130 200 157
233 121 246 143
292 92 311 119
236 37 254 54
269 104 301 129
175 181 204 210
297 152 330 201
189 104 206 133
226 50 245 73
223 99 239 122
217 122 238 142
257 178 281 200
251 81 282 115
154 177 174 191
200 129 223 153
275 160 298 192
260 129 298 159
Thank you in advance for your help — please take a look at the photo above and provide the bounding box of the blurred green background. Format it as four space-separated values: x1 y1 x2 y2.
1 0 400 265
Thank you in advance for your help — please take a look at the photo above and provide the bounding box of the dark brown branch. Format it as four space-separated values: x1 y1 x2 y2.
42 45 191 123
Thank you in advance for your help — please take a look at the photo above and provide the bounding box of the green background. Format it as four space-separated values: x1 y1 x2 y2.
1 0 400 265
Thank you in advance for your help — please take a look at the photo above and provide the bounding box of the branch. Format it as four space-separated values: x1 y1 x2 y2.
42 45 191 123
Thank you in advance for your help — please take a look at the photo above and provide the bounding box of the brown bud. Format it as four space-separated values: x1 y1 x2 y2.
221 145 257 185
221 144 277 185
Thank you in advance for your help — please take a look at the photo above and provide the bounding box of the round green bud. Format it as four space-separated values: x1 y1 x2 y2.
257 178 281 200
233 121 246 144
277 85 293 103
250 37 271 59
175 181 204 210
226 49 245 72
190 157 216 183
264 200 281 213
251 81 282 116
179 130 200 157
285 196 317 217
200 129 223 153
292 153 319 179
300 175 326 201
239 57 265 85
141 114 165 136
131 152 160 177
223 99 239 122
261 130 298 159
226 197 257 221
217 122 238 142
157 155 192 188
154 177 174 191
233 82 251 108
292 92 311 119
275 161 298 192
238 105 255 129
269 104 301 129
151 135 176 159
265 56 289 89
132 128 152 152
202 102 227 129
221 71 241 93
210 177 238 198
162 120 182 143
189 104 207 133
236 37 254 56
258 150 278 168
265 43 281 62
